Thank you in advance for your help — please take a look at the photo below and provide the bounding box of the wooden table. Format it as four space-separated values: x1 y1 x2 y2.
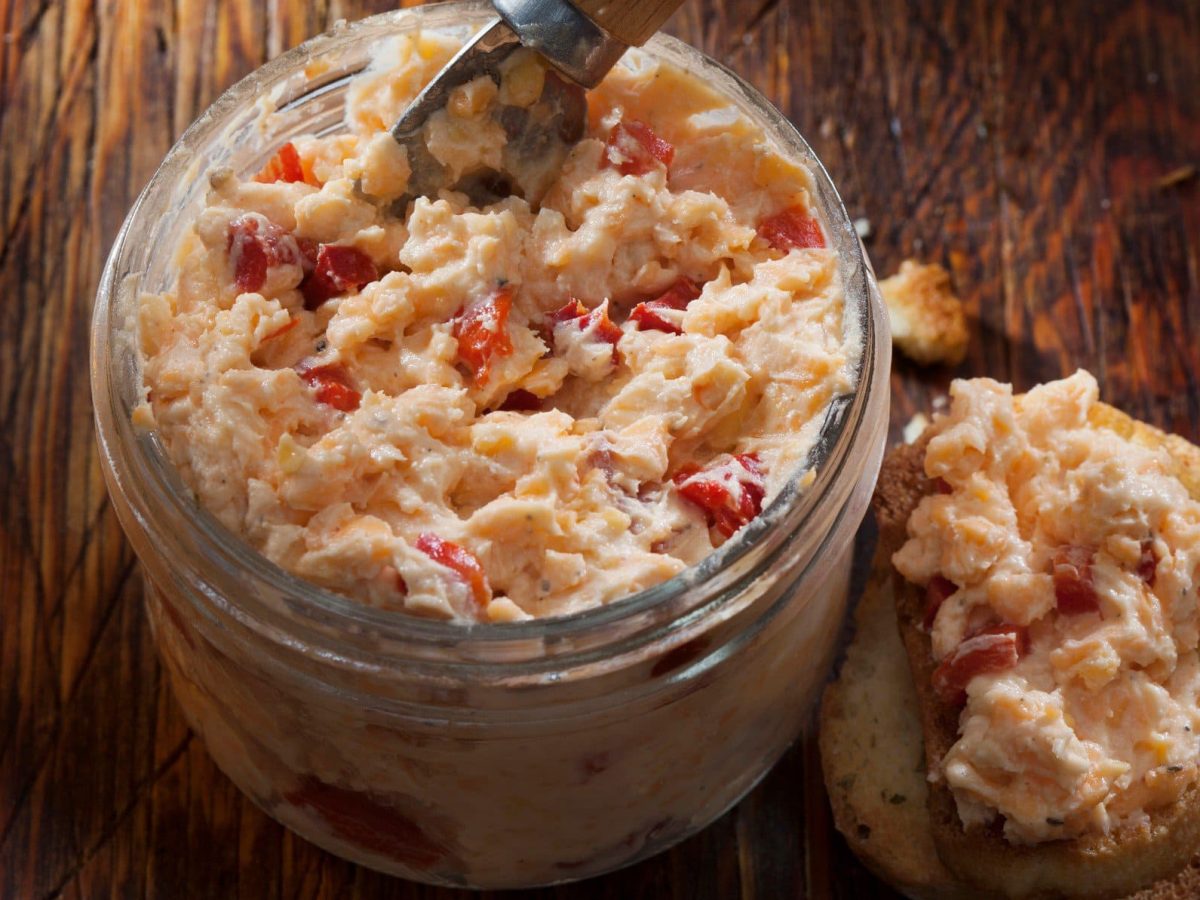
2 1 1197 896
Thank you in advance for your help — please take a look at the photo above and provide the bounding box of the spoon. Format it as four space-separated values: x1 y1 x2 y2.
391 0 687 204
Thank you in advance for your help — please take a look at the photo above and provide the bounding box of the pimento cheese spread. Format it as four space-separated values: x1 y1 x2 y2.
137 31 858 623
894 372 1200 844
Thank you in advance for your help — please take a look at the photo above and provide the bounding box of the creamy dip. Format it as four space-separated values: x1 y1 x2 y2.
894 372 1200 844
137 31 858 622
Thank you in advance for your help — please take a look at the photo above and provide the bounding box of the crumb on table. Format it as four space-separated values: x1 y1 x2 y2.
879 260 968 366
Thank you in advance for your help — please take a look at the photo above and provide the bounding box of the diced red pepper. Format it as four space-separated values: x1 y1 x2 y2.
629 277 702 335
757 205 826 252
673 452 766 538
602 119 675 176
932 623 1027 706
673 462 701 481
1137 539 1158 585
972 621 1031 653
590 307 624 355
255 142 318 186
655 277 702 309
629 301 681 334
229 219 268 293
550 299 623 361
284 775 450 869
498 389 542 411
1053 545 1099 615
550 299 589 325
296 360 361 412
301 244 379 310
226 214 303 294
297 236 320 269
415 533 491 609
454 285 515 386
924 575 957 631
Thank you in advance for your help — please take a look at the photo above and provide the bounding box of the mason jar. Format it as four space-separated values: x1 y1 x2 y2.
91 3 891 888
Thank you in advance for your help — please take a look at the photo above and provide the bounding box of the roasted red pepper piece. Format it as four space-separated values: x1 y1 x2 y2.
629 301 681 334
296 360 361 412
673 453 766 538
415 533 491 609
602 120 675 176
924 574 957 631
454 285 515 386
226 215 303 294
1053 545 1099 615
655 277 702 308
932 623 1028 706
1137 539 1158 584
550 299 589 325
966 621 1031 654
297 236 320 269
301 244 379 310
498 389 542 411
254 141 317 185
590 308 625 347
629 277 702 335
550 299 623 361
284 775 450 869
757 205 826 252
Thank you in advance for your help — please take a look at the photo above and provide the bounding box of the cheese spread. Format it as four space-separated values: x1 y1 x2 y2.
894 372 1200 843
137 31 858 622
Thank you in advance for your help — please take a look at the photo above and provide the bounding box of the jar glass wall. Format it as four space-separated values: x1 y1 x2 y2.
91 4 891 888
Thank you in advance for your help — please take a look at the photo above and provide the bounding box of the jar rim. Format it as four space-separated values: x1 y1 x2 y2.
90 2 889 663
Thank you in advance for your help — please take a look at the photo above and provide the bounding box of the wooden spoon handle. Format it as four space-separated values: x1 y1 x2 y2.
568 0 687 46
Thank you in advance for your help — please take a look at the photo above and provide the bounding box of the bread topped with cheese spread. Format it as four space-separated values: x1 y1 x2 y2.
819 543 1200 899
843 371 1200 899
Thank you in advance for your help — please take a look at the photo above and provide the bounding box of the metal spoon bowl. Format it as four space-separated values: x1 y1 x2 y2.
388 0 685 205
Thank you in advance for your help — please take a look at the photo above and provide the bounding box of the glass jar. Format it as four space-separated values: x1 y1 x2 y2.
90 3 891 889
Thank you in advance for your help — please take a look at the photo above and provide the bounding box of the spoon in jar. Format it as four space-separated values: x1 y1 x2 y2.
390 0 687 205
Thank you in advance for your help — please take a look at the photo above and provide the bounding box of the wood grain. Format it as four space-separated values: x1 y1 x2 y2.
1 1 1197 897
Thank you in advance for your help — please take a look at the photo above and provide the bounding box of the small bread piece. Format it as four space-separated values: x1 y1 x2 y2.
819 545 985 900
875 404 1200 899
820 535 1200 900
879 261 968 366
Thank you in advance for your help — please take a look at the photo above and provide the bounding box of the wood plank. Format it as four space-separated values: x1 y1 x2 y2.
1 0 1197 896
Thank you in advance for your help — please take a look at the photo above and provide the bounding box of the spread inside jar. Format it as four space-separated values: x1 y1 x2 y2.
136 30 859 622
893 371 1200 843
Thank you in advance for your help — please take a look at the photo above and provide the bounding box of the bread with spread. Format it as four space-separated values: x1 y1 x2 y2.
850 371 1200 898
820 542 979 899
819 544 1200 899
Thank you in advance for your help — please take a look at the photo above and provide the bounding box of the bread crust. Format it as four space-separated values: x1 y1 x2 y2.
819 542 987 899
874 407 1200 899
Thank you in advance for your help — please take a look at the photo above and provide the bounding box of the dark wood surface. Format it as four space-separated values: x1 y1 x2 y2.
2 1 1198 897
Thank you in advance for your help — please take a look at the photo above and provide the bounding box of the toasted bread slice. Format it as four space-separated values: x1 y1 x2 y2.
819 537 1200 899
872 404 1200 899
819 543 987 899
